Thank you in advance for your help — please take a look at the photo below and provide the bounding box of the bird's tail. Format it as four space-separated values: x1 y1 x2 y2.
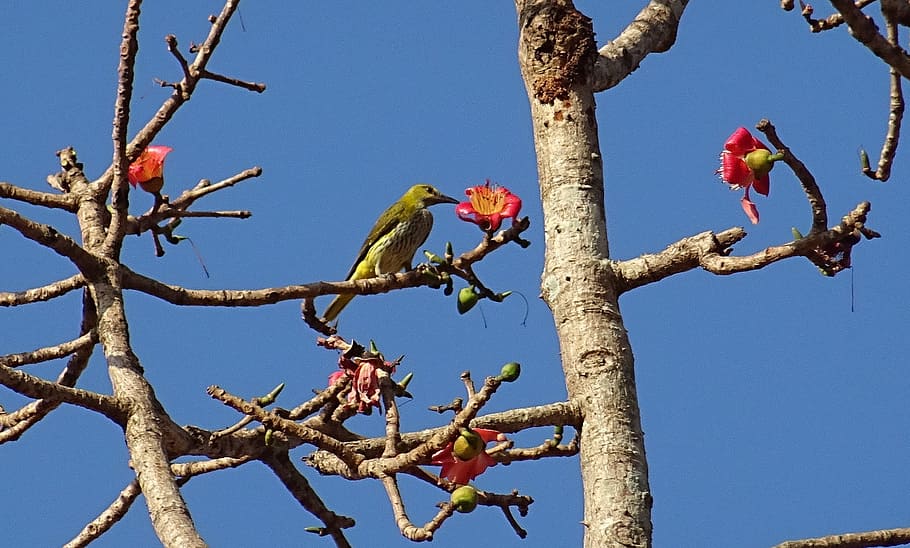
322 293 355 323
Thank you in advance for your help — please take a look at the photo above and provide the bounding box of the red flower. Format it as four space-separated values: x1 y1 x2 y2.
431 428 504 484
128 145 172 193
717 128 780 224
328 354 396 414
456 180 522 232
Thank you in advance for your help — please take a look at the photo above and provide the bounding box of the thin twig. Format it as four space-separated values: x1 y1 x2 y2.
756 119 828 233
63 480 142 548
795 0 878 32
262 451 354 548
207 385 365 471
863 15 903 182
381 474 453 541
200 69 266 92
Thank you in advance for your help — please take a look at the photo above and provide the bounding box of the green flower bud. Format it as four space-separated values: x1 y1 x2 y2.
499 362 521 382
451 485 478 513
397 372 414 391
457 286 480 314
453 428 484 460
424 250 445 264
791 227 804 240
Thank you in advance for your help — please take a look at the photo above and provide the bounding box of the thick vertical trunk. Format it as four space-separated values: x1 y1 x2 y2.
515 1 652 546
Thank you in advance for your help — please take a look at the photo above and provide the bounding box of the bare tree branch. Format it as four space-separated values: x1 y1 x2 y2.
0 331 97 368
103 0 142 256
0 181 76 210
121 267 436 306
200 69 266 92
0 364 126 423
700 202 875 275
612 228 746 294
775 526 910 548
63 480 142 548
794 0 877 32
756 119 828 233
94 0 257 188
862 12 904 182
0 205 101 276
592 0 689 91
125 166 262 236
828 0 910 78
262 451 354 548
381 474 453 541
0 292 96 441
0 274 85 307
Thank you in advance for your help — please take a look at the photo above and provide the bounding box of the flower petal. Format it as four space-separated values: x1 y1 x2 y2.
723 127 767 156
741 194 760 225
720 152 753 188
752 174 770 197
128 145 173 187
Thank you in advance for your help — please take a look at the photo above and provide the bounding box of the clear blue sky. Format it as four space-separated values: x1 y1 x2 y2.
3 2 909 547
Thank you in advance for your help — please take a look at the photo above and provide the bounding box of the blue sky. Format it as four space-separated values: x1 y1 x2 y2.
2 2 909 547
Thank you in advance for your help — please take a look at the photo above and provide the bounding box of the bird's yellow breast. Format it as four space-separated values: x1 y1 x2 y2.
363 208 434 276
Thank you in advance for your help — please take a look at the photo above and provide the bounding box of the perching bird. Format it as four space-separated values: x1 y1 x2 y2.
321 184 458 322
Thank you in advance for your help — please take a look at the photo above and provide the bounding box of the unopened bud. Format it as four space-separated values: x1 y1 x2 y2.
499 362 521 382
398 372 414 390
457 286 480 314
451 485 478 513
424 250 445 264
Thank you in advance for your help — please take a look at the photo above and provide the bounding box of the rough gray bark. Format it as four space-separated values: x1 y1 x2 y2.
516 2 650 546
514 1 688 546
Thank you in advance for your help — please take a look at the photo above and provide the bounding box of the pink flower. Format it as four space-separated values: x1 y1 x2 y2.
456 180 522 232
431 428 504 484
717 128 780 224
328 354 396 414
128 145 172 193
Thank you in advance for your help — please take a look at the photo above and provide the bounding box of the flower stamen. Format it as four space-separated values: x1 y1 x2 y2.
469 184 506 215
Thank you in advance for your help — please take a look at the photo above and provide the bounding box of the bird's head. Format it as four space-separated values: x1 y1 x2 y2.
404 184 459 208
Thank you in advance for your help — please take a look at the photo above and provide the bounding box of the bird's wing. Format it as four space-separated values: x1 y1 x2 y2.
344 200 407 280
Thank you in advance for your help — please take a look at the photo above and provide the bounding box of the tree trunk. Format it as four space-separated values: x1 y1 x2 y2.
515 1 652 546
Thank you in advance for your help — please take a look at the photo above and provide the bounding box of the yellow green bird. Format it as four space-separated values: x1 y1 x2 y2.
321 184 458 322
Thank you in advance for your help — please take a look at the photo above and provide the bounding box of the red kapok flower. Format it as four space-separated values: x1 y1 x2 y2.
128 145 173 193
456 180 522 232
431 427 505 484
328 353 397 414
717 128 781 224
